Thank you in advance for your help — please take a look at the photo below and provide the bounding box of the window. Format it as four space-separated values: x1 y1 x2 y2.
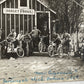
20 0 27 7
18 0 29 8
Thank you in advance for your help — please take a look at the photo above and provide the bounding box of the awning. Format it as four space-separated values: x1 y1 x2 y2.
37 0 56 14
0 0 6 4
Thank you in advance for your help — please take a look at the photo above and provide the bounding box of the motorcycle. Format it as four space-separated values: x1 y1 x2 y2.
48 37 62 57
0 38 24 58
48 41 57 57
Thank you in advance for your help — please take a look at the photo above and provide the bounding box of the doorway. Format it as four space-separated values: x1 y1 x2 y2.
36 12 50 52
37 13 49 36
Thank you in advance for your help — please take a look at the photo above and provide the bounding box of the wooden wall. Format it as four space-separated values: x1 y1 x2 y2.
0 0 52 40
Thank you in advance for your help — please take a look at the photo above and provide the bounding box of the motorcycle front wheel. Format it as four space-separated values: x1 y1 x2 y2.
17 48 24 58
48 45 55 57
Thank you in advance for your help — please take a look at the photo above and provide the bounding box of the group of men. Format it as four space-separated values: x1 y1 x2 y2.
7 26 41 41
52 32 72 54
7 29 24 42
0 26 72 56
6 27 42 53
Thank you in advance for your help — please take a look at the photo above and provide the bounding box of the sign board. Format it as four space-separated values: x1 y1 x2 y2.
3 8 35 15
0 0 6 4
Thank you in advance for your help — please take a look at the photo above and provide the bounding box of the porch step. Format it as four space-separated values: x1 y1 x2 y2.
33 52 49 56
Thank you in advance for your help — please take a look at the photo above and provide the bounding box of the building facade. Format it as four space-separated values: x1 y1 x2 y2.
0 0 56 40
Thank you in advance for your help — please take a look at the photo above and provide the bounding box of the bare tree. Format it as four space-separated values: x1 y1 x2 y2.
48 0 82 33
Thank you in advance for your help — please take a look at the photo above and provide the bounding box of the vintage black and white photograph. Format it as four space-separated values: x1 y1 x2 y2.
0 0 84 84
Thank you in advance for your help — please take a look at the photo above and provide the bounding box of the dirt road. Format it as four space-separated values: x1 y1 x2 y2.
0 55 84 84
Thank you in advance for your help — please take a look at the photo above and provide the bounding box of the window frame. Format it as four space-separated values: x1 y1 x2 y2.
18 0 29 8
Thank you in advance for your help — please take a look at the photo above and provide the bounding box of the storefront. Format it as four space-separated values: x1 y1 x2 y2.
0 0 56 41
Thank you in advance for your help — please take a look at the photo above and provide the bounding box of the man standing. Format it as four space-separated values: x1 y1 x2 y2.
0 28 2 42
17 30 27 56
30 26 41 51
63 32 71 53
0 28 2 59
54 34 61 48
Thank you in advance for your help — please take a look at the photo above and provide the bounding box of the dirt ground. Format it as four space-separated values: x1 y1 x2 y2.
0 53 84 84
